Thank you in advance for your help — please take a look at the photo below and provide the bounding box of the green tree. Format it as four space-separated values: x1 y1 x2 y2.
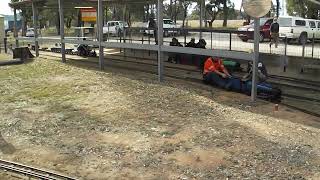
287 0 320 19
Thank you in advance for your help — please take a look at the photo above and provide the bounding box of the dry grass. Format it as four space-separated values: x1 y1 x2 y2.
0 57 320 179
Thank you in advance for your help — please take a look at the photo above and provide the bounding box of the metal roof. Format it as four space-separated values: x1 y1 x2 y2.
9 0 158 9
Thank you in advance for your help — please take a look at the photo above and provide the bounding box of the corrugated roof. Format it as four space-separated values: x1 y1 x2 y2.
9 0 158 9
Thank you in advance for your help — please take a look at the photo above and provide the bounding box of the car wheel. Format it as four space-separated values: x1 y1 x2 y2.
259 33 264 42
299 33 308 45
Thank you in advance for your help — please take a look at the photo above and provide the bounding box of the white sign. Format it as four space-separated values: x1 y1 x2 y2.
243 0 272 18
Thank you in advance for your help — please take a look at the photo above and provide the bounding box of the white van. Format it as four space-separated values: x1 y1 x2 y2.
279 16 320 44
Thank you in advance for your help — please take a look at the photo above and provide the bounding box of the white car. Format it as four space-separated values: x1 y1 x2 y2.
103 21 128 37
278 16 320 44
144 19 181 37
26 28 35 37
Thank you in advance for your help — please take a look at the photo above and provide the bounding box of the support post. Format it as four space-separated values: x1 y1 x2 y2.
210 31 212 49
13 8 19 48
283 36 288 72
157 0 164 82
251 18 260 102
98 0 104 70
58 0 66 62
32 2 39 57
199 0 204 39
4 38 7 53
312 33 315 59
229 33 232 51
301 41 306 73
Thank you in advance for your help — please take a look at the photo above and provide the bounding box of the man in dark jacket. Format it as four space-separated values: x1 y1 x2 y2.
186 38 196 48
270 17 280 48
196 39 207 49
149 18 158 44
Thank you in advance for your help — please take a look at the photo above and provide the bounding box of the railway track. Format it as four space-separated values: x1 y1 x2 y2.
0 159 76 180
38 51 320 117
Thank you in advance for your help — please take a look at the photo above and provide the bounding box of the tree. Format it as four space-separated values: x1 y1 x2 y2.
276 0 280 17
181 0 192 27
205 0 223 27
286 0 320 19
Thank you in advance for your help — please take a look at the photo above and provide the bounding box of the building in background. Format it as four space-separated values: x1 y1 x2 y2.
0 14 21 33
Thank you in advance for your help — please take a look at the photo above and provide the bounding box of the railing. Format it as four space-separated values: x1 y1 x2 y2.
7 27 320 62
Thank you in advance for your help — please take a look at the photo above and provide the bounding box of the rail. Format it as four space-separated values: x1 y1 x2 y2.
0 159 77 180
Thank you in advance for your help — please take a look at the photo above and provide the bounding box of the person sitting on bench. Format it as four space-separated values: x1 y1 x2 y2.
168 37 183 63
196 39 207 49
186 38 196 48
203 57 233 89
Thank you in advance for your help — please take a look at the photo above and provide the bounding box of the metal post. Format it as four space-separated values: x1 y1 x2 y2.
283 36 288 72
302 41 305 61
58 0 66 62
98 0 104 70
148 34 151 56
123 5 127 57
210 31 212 49
184 29 187 46
32 2 39 57
199 0 204 39
301 41 306 73
13 8 19 48
251 18 260 102
229 33 232 51
312 33 315 59
4 38 7 53
157 0 164 82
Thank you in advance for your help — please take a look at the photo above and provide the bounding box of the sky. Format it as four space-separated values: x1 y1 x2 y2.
0 0 285 15
0 0 12 15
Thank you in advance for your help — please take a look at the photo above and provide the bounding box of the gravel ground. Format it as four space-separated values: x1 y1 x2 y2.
0 57 320 179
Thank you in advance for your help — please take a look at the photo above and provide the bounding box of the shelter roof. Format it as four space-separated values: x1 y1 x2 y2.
9 0 158 9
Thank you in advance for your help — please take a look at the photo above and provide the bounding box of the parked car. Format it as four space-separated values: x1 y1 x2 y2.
278 16 320 44
237 18 273 42
144 19 181 37
103 21 128 37
26 28 35 37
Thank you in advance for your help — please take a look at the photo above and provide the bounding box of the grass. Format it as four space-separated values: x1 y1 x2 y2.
0 57 320 179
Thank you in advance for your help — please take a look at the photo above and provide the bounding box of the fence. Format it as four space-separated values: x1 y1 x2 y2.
4 27 320 62
102 27 320 60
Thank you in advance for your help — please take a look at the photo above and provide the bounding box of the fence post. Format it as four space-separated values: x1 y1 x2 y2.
210 31 213 49
4 38 7 53
229 32 232 51
148 33 151 56
283 36 288 72
312 33 315 59
301 40 306 73
184 29 187 46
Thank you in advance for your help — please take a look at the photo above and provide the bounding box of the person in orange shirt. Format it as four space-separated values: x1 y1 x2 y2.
203 57 233 89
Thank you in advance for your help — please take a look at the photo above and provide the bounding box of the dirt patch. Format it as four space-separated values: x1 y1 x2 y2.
167 148 228 170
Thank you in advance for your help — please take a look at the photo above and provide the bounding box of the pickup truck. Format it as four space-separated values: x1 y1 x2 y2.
144 19 181 37
103 21 128 37
278 16 320 44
